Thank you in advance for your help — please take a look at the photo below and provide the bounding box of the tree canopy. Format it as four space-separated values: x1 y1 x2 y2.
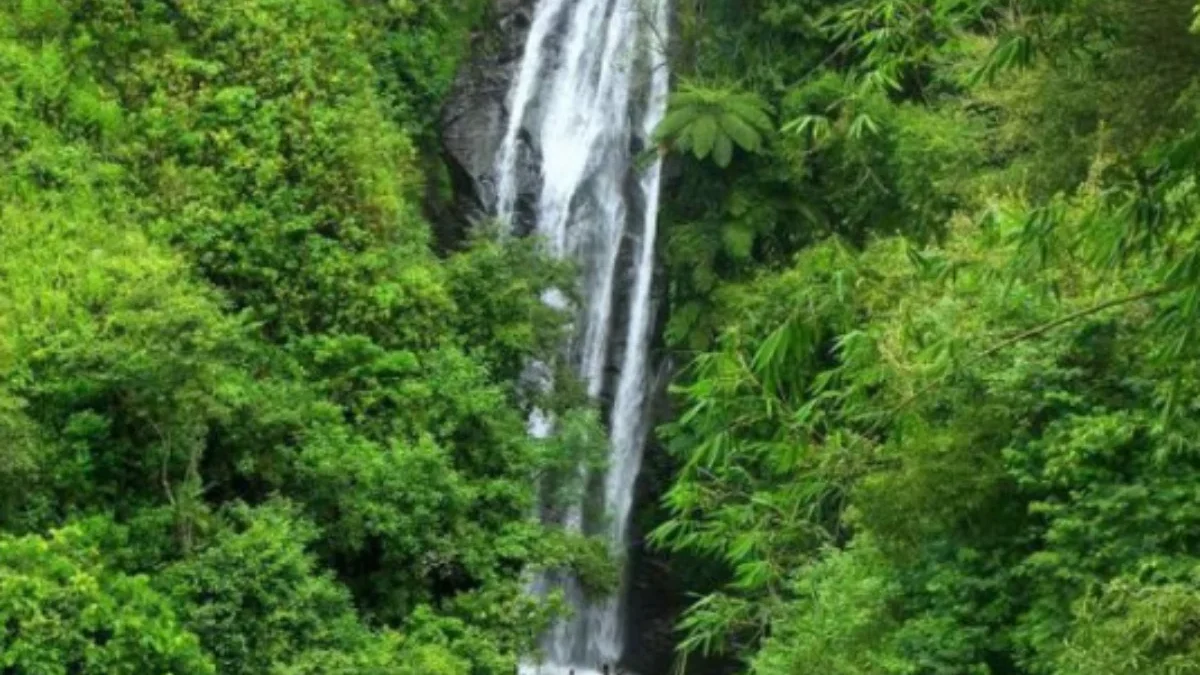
651 0 1200 673
0 1 605 672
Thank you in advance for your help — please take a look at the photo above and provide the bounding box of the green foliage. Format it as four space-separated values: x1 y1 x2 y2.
274 634 465 675
655 83 776 167
444 228 576 381
0 525 214 674
0 0 608 672
1053 571 1200 675
657 0 988 352
354 0 490 142
160 502 380 674
751 540 914 675
0 199 240 536
655 2 1200 674
658 207 1200 672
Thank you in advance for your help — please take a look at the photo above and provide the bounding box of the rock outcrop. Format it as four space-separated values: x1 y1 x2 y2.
440 0 540 237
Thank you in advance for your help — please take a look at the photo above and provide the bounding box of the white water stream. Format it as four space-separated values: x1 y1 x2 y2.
492 0 670 671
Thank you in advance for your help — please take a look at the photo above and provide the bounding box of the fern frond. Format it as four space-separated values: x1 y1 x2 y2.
725 96 775 135
691 115 719 160
713 133 734 167
654 106 704 141
719 112 762 152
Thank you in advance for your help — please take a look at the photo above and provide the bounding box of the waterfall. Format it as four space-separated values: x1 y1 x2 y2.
492 0 670 671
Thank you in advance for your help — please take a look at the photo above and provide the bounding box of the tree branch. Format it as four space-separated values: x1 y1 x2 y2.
888 285 1174 415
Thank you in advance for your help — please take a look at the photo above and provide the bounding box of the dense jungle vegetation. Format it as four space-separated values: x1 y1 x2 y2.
7 0 1200 674
0 1 609 672
652 0 1200 673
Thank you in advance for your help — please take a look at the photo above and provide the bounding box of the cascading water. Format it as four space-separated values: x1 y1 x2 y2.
491 0 670 672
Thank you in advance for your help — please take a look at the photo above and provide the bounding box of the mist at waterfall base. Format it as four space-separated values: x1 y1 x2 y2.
489 0 670 672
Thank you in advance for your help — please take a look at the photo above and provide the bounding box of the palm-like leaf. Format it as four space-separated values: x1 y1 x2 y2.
712 134 734 168
691 115 719 160
653 82 775 168
719 112 763 152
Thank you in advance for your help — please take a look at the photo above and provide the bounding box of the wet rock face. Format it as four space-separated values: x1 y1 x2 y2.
441 0 540 235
